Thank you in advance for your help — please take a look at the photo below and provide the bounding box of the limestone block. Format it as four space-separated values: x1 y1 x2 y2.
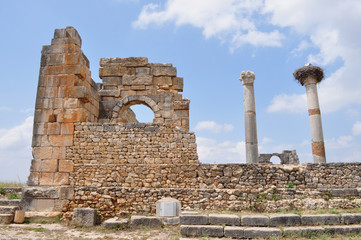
180 215 209 225
123 75 153 86
284 226 324 236
49 135 73 146
244 227 282 239
47 122 60 135
61 123 74 135
342 214 361 224
41 159 58 172
162 217 180 225
54 26 82 47
241 215 269 226
224 226 245 238
59 160 74 172
136 67 150 75
180 225 224 238
301 214 340 225
103 217 128 229
53 172 69 185
102 77 121 85
130 216 162 227
39 173 54 185
0 214 13 224
156 197 181 217
72 208 98 227
100 57 148 67
269 214 301 226
22 187 60 199
33 147 53 160
152 66 177 76
209 214 240 226
324 225 361 235
13 210 25 224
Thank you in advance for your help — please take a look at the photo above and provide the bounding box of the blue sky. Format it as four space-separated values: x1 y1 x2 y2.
1 0 361 182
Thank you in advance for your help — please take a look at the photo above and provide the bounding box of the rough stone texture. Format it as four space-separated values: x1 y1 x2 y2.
162 216 180 225
180 225 224 238
301 214 340 225
324 225 361 235
130 216 162 228
259 150 299 164
241 215 269 226
244 227 282 238
0 200 21 207
0 214 13 224
180 215 209 225
13 210 25 224
283 226 324 236
342 213 361 225
72 208 97 227
103 217 128 229
270 214 301 226
0 206 19 214
224 226 245 238
209 214 240 226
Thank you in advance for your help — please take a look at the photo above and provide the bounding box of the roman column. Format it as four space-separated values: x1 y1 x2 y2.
240 71 259 163
294 64 326 163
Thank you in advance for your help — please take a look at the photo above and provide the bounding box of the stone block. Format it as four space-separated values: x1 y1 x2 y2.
64 98 80 109
102 77 121 85
342 213 361 224
130 216 162 228
59 187 74 200
162 217 180 225
103 217 128 229
209 214 240 226
0 206 19 214
244 227 282 239
122 75 153 85
53 172 69 185
49 135 73 146
301 214 340 225
39 173 54 185
0 214 13 224
59 160 74 172
324 225 361 235
270 214 301 226
52 147 66 159
180 215 209 225
156 197 181 217
180 225 224 238
72 208 98 227
224 226 245 238
13 210 25 224
100 57 148 67
33 147 53 160
152 66 177 76
284 226 324 236
22 199 55 211
41 159 58 172
241 214 269 226
47 123 61 135
22 187 60 199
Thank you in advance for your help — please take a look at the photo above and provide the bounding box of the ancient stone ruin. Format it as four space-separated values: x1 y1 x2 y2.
23 27 361 219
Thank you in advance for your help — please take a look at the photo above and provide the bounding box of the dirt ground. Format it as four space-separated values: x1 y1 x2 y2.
0 223 181 240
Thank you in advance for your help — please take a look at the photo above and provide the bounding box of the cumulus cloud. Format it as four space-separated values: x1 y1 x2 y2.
133 0 283 48
196 137 246 163
194 121 234 133
0 116 33 182
325 135 353 150
352 121 361 136
264 0 361 114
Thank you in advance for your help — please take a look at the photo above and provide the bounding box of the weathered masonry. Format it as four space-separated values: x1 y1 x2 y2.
23 27 361 218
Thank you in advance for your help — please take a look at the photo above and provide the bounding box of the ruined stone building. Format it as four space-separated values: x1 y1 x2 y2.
23 27 361 218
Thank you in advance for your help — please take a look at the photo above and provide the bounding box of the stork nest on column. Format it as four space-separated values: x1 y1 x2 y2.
293 64 324 86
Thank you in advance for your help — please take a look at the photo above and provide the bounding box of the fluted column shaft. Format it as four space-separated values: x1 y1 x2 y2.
240 71 259 164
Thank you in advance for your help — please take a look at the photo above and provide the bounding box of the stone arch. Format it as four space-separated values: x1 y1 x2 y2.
111 95 160 123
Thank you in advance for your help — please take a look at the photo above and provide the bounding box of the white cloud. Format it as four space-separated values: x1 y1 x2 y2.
264 0 361 114
261 137 273 144
291 40 311 57
352 121 361 136
267 93 307 113
325 135 353 150
196 137 246 163
194 121 234 133
133 0 283 48
0 116 33 182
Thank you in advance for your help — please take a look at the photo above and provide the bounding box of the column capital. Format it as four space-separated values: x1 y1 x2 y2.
240 71 255 84
293 64 324 86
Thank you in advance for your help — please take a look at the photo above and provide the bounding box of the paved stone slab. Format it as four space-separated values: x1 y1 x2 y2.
283 226 325 237
342 213 361 225
244 227 282 238
103 217 128 229
241 214 269 226
301 214 340 225
224 226 245 238
162 216 180 225
209 214 240 226
130 216 162 228
180 215 208 225
325 225 361 235
270 214 301 226
72 208 97 227
0 214 13 224
180 225 224 238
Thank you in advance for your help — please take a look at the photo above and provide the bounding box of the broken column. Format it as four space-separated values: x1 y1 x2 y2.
294 64 326 163
239 71 259 163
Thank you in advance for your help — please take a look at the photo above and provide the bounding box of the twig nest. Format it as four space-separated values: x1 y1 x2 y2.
293 65 324 85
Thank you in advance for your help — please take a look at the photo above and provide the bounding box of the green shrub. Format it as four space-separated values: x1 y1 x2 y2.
7 193 21 200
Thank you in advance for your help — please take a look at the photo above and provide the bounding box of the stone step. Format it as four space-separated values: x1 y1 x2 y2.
180 225 224 238
0 199 21 207
130 216 162 228
0 206 19 214
0 214 13 224
103 217 129 229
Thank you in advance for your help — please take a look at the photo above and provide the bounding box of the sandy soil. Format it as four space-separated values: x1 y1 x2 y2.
0 223 181 240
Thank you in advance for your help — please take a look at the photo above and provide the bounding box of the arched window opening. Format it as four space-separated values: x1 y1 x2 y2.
129 104 155 123
270 156 281 164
